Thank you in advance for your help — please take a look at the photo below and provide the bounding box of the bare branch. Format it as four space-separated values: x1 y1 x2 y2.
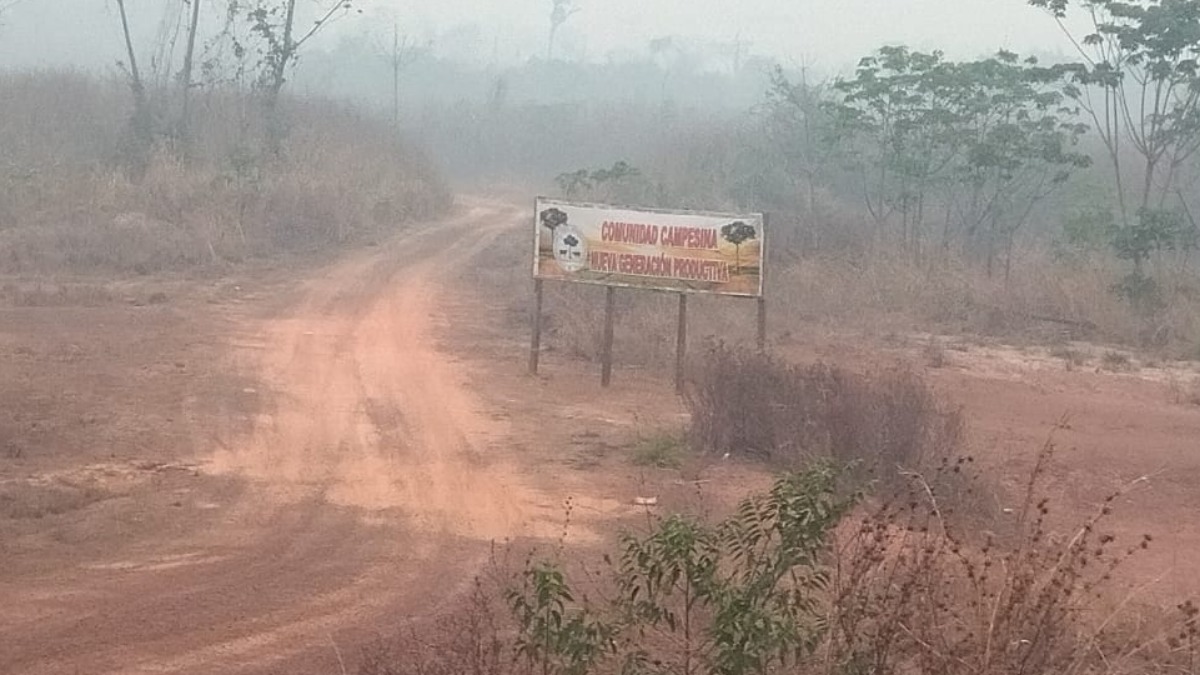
293 0 354 50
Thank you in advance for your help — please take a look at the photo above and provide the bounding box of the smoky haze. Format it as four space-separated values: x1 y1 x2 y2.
0 0 1080 75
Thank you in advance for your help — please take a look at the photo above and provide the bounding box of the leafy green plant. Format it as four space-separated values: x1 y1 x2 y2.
499 469 852 675
616 515 718 675
615 466 854 675
631 433 686 469
507 560 616 675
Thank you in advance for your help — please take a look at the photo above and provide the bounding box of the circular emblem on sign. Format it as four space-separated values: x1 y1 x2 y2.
553 225 588 273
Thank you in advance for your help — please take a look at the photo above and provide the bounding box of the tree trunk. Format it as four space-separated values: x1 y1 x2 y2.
178 0 202 145
264 0 298 156
1140 158 1157 213
116 0 145 110
116 0 152 176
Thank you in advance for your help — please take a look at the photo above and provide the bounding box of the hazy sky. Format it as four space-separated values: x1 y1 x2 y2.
0 0 1085 75
400 0 1079 66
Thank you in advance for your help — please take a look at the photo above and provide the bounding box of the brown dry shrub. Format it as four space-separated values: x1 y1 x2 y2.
358 439 1187 675
0 71 449 275
359 577 512 675
773 247 1200 361
683 343 963 483
824 431 1159 675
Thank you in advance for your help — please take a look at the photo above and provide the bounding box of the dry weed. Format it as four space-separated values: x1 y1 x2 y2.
824 426 1157 675
683 343 963 482
1167 375 1200 407
0 72 448 275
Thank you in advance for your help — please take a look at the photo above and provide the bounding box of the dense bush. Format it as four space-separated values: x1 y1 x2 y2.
683 343 963 480
361 447 1176 675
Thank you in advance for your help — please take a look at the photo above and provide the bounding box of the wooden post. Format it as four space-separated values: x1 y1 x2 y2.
675 293 688 394
601 286 615 387
757 212 770 352
529 279 543 374
757 297 767 351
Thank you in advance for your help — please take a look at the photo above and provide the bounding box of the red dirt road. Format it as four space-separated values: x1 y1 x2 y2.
4 197 1200 674
0 202 568 674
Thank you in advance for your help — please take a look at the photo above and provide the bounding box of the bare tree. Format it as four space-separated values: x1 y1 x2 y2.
246 0 358 153
547 0 579 60
178 0 203 141
0 0 25 28
380 22 422 129
0 0 24 18
115 0 146 107
114 0 154 175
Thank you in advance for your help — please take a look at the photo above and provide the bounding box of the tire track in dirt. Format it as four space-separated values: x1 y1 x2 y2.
208 200 546 537
0 200 567 674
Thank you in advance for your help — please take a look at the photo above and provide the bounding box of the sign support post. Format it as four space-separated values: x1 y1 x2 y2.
529 279 543 375
675 293 688 393
601 286 615 387
532 198 767 385
757 297 767 351
757 212 769 351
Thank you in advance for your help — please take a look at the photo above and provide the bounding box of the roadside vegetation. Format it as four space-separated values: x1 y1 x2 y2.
431 1 1200 363
3 1 1199 672
362 348 1194 675
360 3 1200 671
0 0 447 278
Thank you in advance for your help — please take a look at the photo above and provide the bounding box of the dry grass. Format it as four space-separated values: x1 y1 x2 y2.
359 576 511 675
1101 350 1138 372
763 242 1200 362
823 429 1160 675
360 433 1194 675
1167 375 1200 407
0 71 448 276
1051 345 1092 370
471 209 1200 379
507 241 1200 370
0 480 110 519
683 344 962 469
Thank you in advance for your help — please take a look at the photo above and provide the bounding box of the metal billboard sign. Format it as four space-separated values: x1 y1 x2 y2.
533 198 765 298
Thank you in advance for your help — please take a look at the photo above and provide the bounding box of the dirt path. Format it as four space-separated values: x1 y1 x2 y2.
0 200 565 674
10 196 1198 675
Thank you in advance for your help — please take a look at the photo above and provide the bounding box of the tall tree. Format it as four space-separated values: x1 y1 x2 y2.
547 0 579 60
827 47 1089 271
767 64 837 225
114 0 154 176
381 22 422 130
178 0 203 143
245 0 357 153
828 47 969 256
1029 0 1200 276
949 52 1091 278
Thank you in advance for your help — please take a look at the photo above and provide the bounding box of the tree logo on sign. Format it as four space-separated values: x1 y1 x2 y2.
721 221 758 274
542 208 588 273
